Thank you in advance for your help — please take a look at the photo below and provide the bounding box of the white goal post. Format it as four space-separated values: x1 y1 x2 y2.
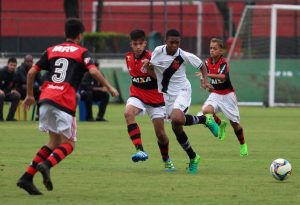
227 4 300 107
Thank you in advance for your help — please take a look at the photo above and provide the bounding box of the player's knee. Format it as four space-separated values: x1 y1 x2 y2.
156 131 167 141
171 117 184 126
124 110 133 119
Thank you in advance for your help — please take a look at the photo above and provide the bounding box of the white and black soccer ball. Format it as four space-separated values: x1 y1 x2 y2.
270 158 292 181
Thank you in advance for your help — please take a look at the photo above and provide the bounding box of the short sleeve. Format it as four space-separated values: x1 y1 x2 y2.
82 50 96 70
35 50 50 71
150 46 161 65
183 51 203 69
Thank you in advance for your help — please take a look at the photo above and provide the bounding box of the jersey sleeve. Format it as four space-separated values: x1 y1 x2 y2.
150 46 161 65
125 53 130 70
82 50 96 70
34 50 50 71
183 51 203 70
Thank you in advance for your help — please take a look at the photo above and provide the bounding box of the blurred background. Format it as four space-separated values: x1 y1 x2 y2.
0 0 299 106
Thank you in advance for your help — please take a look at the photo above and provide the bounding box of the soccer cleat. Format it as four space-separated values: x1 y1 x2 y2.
164 158 176 172
240 143 248 157
17 179 43 195
131 150 148 162
187 154 201 174
218 120 227 141
37 163 53 191
204 114 219 137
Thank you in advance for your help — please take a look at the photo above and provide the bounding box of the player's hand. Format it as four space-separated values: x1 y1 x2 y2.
195 71 203 79
141 59 153 71
202 82 214 92
23 95 35 111
108 87 119 97
141 59 150 67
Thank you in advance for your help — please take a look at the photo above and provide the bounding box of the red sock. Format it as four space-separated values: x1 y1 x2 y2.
127 123 143 151
26 145 52 177
234 128 245 144
44 143 74 168
213 114 221 126
158 141 169 161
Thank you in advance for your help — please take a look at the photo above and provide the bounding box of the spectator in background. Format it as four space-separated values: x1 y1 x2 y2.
14 55 42 120
79 62 110 121
0 57 21 121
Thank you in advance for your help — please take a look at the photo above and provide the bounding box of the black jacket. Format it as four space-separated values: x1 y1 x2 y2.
14 63 42 89
0 66 15 94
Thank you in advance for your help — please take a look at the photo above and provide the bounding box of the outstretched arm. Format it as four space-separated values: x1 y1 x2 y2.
196 64 214 92
23 67 38 110
88 67 119 97
142 59 156 78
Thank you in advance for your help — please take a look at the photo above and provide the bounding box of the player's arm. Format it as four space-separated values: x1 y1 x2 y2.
207 63 227 80
198 63 214 91
23 66 38 110
142 59 156 79
88 67 119 97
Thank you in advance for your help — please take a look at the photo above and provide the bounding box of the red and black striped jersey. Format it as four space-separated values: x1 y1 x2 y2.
34 41 96 116
205 56 234 95
125 50 164 107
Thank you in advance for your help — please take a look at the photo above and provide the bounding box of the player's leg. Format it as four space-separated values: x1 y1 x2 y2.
230 121 248 156
124 99 148 162
17 104 54 195
152 117 175 171
17 144 52 195
184 108 219 139
171 109 200 174
221 92 247 156
36 105 76 190
37 132 74 191
198 94 224 139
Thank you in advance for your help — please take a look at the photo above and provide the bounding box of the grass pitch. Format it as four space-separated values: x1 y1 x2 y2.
0 104 299 205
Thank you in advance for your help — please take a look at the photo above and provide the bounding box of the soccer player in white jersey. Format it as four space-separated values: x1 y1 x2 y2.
144 29 220 174
198 38 248 156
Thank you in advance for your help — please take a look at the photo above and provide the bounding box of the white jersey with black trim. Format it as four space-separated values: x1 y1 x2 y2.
150 45 203 95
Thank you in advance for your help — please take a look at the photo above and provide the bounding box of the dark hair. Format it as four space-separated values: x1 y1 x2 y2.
210 38 224 49
166 29 180 38
8 57 17 64
130 29 146 41
65 18 85 39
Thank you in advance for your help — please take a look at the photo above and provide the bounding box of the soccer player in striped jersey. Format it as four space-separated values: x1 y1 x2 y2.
124 29 175 171
144 29 219 174
17 18 119 195
198 38 248 156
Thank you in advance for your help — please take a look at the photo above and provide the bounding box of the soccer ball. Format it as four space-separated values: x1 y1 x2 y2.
270 158 292 181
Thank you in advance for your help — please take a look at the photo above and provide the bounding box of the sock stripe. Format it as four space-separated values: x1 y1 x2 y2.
58 146 68 156
130 134 141 140
129 129 140 136
31 161 38 167
24 145 52 179
52 152 62 163
37 152 47 160
127 123 138 131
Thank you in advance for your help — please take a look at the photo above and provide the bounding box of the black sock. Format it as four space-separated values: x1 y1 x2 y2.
175 131 196 159
184 114 206 126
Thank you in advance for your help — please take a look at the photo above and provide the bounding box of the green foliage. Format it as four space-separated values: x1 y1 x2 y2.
1 105 300 205
83 32 130 53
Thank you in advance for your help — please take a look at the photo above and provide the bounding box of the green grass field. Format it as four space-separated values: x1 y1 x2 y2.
0 104 299 205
